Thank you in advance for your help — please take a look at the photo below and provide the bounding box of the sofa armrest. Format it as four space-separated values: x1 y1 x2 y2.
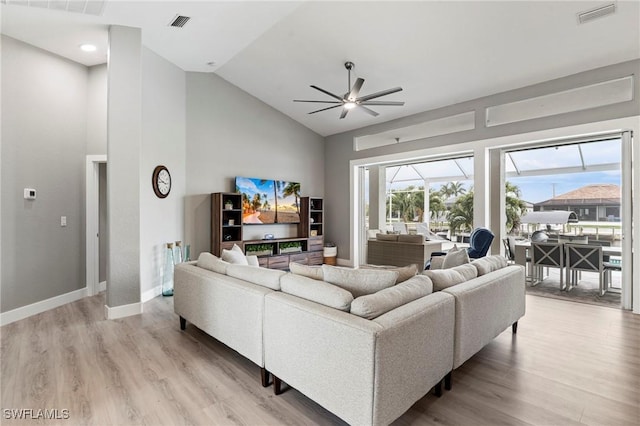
371 292 455 426
442 265 525 368
264 291 454 426
174 263 273 367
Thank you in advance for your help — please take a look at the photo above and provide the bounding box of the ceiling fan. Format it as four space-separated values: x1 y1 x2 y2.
294 62 404 119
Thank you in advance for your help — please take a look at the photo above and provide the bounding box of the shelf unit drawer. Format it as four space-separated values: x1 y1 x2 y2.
289 253 309 265
308 251 324 265
309 238 324 252
268 255 290 270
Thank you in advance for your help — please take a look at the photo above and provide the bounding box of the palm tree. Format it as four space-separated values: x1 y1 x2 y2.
440 181 467 200
429 188 445 221
251 193 262 213
448 191 474 234
282 182 301 214
505 181 527 234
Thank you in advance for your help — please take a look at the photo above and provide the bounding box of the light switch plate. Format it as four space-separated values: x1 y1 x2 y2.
61 216 67 227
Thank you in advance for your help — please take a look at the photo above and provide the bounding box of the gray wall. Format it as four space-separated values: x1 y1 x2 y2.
325 59 640 263
1 36 88 312
139 47 186 296
86 64 108 155
185 72 325 258
106 26 142 308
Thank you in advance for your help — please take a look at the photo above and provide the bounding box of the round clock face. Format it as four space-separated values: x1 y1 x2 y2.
152 165 171 198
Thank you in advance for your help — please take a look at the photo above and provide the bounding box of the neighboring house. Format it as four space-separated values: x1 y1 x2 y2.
534 184 621 222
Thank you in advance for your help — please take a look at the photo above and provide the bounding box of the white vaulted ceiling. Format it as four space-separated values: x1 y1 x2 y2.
2 1 639 137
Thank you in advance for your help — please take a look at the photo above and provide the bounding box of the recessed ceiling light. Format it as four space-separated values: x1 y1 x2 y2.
206 61 216 67
80 44 97 52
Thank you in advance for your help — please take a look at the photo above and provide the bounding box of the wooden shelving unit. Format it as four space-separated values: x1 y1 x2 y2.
211 194 326 269
211 192 243 256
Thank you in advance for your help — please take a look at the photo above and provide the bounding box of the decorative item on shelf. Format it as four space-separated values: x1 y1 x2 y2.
183 244 191 262
174 241 183 265
246 244 274 257
280 241 303 254
223 234 232 241
310 230 318 237
225 200 234 210
310 218 315 223
228 219 235 226
263 234 274 240
162 243 175 296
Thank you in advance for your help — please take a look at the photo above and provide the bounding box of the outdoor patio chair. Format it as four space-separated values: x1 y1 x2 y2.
564 243 606 294
392 222 408 234
531 242 565 290
467 227 494 259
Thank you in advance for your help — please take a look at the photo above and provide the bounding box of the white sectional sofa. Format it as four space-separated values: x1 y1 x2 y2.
174 253 525 425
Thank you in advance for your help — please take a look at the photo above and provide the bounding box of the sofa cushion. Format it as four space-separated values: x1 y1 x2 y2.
221 244 249 265
472 255 508 276
289 262 324 280
322 265 399 297
360 264 418 283
423 267 468 291
442 245 470 269
280 274 353 311
226 264 285 290
397 234 424 244
197 252 229 274
452 263 478 281
350 275 434 320
376 233 398 241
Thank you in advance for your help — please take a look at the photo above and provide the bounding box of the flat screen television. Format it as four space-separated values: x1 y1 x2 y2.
235 177 300 224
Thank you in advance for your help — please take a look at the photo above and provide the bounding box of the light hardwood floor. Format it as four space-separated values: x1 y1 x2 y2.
2 293 639 425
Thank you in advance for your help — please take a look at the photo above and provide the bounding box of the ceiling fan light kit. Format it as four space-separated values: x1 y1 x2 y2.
294 61 405 119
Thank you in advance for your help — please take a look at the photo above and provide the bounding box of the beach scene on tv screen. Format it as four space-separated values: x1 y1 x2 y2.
236 177 300 224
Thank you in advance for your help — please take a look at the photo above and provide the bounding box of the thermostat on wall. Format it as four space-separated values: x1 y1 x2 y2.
24 188 37 200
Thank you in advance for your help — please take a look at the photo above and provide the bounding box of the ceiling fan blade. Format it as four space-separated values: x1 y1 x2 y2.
339 108 349 119
347 78 365 101
293 100 342 104
308 104 342 115
357 87 403 102
358 105 380 117
359 100 405 106
310 85 343 101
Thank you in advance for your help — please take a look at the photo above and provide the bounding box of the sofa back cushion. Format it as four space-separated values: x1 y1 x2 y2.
359 263 418 283
289 262 324 280
280 274 353 311
226 264 285 290
422 262 478 291
350 275 434 320
397 234 424 244
472 255 508 276
322 265 399 297
197 252 229 274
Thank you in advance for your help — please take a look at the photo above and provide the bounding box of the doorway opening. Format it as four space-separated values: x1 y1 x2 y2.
86 155 107 296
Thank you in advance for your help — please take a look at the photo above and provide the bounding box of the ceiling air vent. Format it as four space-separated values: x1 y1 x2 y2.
577 3 616 24
169 15 191 28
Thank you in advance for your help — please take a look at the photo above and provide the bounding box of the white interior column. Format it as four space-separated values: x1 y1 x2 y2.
368 165 387 231
423 179 430 228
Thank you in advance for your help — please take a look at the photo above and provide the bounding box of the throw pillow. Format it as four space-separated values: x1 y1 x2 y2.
289 262 324 280
246 255 260 267
322 265 398 297
226 264 285 290
221 244 249 265
350 275 434 320
280 274 353 311
442 245 470 269
422 268 467 291
197 252 229 274
359 264 418 283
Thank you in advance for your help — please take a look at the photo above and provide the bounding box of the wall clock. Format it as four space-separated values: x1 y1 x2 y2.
152 165 171 198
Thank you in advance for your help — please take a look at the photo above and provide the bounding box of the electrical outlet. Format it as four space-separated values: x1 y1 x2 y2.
61 216 67 227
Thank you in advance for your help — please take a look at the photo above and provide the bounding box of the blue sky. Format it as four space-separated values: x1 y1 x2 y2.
510 170 621 204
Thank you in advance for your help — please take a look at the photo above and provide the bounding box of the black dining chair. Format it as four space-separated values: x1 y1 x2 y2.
564 243 606 294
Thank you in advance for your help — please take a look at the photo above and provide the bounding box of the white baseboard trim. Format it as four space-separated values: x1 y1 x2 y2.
0 287 88 326
141 285 162 303
105 302 143 320
336 257 352 267
99 281 106 292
